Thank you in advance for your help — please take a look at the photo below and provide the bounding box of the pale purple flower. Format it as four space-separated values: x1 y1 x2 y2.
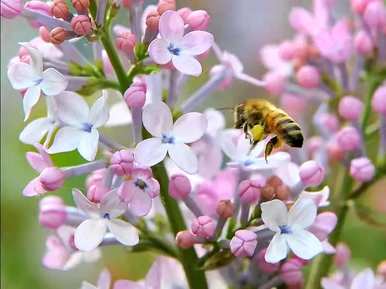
322 268 386 289
261 198 323 263
148 10 213 76
260 45 293 77
81 269 111 289
135 101 207 174
220 129 290 171
43 225 101 271
73 189 139 251
7 45 68 120
48 92 109 161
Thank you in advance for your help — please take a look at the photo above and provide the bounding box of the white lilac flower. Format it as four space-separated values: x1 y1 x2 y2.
148 10 213 76
261 198 323 263
220 129 290 171
7 44 68 120
134 101 207 174
48 92 109 161
73 189 139 251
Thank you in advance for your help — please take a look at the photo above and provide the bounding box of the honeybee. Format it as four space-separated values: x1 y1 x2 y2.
234 99 304 160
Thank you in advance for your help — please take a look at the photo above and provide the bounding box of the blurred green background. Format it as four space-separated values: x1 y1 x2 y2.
1 1 386 289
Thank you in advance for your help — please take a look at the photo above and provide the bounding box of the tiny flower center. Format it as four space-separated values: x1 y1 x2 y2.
103 213 110 219
161 134 175 144
82 123 93 132
279 225 292 234
243 159 254 166
35 78 43 86
168 44 181 56
135 178 147 190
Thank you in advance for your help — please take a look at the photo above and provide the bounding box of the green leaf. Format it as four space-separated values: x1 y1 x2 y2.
134 43 149 62
76 78 120 96
142 65 160 75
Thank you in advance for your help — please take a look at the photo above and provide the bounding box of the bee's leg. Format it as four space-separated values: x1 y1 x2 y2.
264 136 279 162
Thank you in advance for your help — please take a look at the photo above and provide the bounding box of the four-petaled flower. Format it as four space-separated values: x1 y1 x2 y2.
7 44 68 120
73 189 139 251
261 198 323 263
134 101 207 174
148 10 214 76
48 92 109 161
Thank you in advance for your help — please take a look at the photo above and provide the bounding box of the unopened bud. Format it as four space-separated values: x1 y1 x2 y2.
51 0 69 19
72 0 89 13
230 229 257 257
186 10 210 30
39 167 65 191
254 248 280 273
354 31 373 55
39 26 51 42
116 31 136 55
110 149 134 176
336 126 361 152
338 96 363 121
157 0 175 15
71 15 92 36
299 160 325 187
176 230 196 249
169 174 191 200
296 65 320 88
334 243 351 268
238 177 264 204
350 157 375 182
263 72 285 95
177 7 192 22
50 27 68 45
280 258 304 286
216 200 234 219
39 196 67 229
372 85 386 117
191 216 216 239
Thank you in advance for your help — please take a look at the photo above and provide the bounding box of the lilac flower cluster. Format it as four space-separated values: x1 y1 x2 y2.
2 0 386 288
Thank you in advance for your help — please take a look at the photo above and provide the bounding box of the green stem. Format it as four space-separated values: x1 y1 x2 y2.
305 174 353 289
152 163 209 289
361 76 381 131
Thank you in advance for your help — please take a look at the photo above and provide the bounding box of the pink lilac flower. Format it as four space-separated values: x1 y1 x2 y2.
322 268 386 289
43 225 101 271
48 92 109 161
230 229 258 258
7 45 68 120
73 189 139 251
261 198 323 263
148 10 213 76
134 101 207 174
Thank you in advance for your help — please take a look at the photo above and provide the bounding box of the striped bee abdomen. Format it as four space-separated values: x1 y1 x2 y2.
275 117 303 148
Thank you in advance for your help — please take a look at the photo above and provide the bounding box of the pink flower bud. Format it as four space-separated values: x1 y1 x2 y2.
50 27 68 45
51 0 69 19
145 9 160 32
334 243 351 268
216 200 234 219
309 212 337 241
281 93 306 117
39 196 67 229
354 31 373 55
279 41 296 61
372 85 386 117
320 113 340 132
238 177 264 204
350 157 375 182
299 160 325 187
116 31 136 55
169 174 191 200
263 72 285 95
71 15 92 36
39 167 65 191
191 216 216 239
364 1 386 31
71 0 89 13
296 65 320 88
177 7 192 22
377 260 386 279
327 140 345 162
157 0 175 15
110 149 134 176
351 0 370 14
25 0 51 15
186 10 210 30
307 136 323 157
176 230 196 249
254 248 280 273
280 258 304 286
336 126 361 152
124 80 146 109
39 26 51 42
230 230 257 257
1 0 22 18
338 96 363 121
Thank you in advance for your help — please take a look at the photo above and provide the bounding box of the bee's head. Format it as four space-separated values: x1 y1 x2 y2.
234 104 246 128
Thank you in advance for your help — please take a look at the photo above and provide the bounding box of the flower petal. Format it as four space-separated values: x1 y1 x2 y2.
134 138 168 167
145 257 162 289
261 199 288 232
55 91 89 126
40 68 68 95
105 101 132 127
148 38 172 65
288 198 317 229
265 233 288 263
168 143 198 174
81 282 98 289
172 55 202 76
100 190 126 218
88 93 109 128
219 129 242 161
23 178 46 197
113 280 143 289
286 229 323 260
321 279 345 289
97 269 111 289
19 117 53 144
48 127 83 154
23 86 41 121
142 101 173 137
72 189 100 216
351 269 375 289
107 219 139 246
121 183 152 217
78 128 99 161
75 219 107 251
173 112 207 143
159 10 184 41
181 31 214 55
7 62 40 90
20 43 43 72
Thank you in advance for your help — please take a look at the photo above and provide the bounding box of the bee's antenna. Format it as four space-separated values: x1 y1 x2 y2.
215 107 234 112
